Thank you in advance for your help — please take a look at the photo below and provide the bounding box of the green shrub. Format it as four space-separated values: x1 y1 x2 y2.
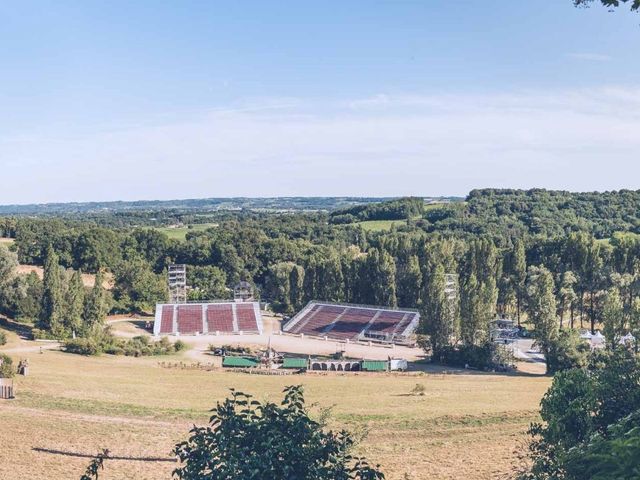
215 344 253 355
31 328 58 340
546 329 591 374
437 343 494 369
524 350 640 479
63 338 103 356
0 331 6 346
0 354 14 378
103 345 124 356
173 385 385 479
63 333 187 357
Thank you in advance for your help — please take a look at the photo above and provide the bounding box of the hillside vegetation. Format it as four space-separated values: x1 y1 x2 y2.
426 189 640 239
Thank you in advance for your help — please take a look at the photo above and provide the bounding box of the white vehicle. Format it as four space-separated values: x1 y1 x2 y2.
389 359 408 372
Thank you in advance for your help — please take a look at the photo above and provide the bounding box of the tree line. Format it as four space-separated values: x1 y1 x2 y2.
1 191 640 366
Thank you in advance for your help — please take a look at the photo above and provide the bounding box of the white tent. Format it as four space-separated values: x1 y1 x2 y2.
591 331 605 346
620 333 636 345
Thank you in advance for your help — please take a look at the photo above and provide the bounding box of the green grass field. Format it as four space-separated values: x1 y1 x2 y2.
152 223 218 241
0 329 550 480
355 219 409 231
353 202 449 232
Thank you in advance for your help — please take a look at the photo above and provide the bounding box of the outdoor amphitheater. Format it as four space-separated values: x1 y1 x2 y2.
284 301 419 343
155 299 419 345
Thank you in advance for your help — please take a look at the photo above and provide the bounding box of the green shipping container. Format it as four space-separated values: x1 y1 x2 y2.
361 360 388 372
282 358 308 369
223 356 258 368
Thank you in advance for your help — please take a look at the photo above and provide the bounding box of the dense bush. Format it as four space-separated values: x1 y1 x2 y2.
329 197 424 224
173 385 384 479
562 411 640 479
436 343 494 369
523 350 640 479
0 353 14 378
0 331 6 346
63 338 102 356
63 335 187 357
31 328 59 341
545 329 591 374
209 344 254 355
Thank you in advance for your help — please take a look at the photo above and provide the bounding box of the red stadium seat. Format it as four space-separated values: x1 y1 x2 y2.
159 305 174 333
207 304 234 333
236 304 259 333
176 305 203 334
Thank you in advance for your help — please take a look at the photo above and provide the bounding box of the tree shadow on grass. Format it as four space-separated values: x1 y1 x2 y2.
32 447 175 463
0 316 33 340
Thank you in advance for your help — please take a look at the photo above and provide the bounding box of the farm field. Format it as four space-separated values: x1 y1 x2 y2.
355 219 410 231
0 331 550 480
152 223 218 241
354 204 445 231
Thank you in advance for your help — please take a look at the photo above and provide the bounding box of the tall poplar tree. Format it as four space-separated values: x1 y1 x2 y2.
83 270 110 334
65 270 85 336
397 254 422 308
317 250 344 303
558 271 578 329
631 298 640 354
511 239 527 324
602 287 624 349
39 246 66 337
526 266 558 373
289 264 305 311
366 248 397 307
459 239 498 345
422 263 458 359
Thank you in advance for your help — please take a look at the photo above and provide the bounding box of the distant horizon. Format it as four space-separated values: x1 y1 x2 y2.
2 187 640 209
2 2 639 204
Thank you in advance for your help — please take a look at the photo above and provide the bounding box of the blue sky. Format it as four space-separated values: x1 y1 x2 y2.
1 1 639 203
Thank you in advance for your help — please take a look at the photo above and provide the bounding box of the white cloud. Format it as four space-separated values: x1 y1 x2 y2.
567 52 613 62
1 87 639 203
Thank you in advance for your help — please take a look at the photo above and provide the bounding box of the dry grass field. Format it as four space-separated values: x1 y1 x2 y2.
0 326 550 480
14 264 113 289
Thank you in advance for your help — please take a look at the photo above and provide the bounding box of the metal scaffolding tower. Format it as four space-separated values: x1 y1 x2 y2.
168 264 187 304
444 273 459 337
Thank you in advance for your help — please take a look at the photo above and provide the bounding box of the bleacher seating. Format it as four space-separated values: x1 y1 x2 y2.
284 301 419 343
155 302 263 336
207 304 234 333
177 305 203 334
236 304 259 333
370 310 408 333
159 305 174 334
327 308 376 341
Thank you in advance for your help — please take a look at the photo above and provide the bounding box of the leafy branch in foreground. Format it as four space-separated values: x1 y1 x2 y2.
574 0 640 11
80 449 109 480
173 385 385 480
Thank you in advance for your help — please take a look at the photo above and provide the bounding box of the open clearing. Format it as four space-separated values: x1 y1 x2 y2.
1 322 550 480
152 223 218 241
355 219 410 232
14 265 113 289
